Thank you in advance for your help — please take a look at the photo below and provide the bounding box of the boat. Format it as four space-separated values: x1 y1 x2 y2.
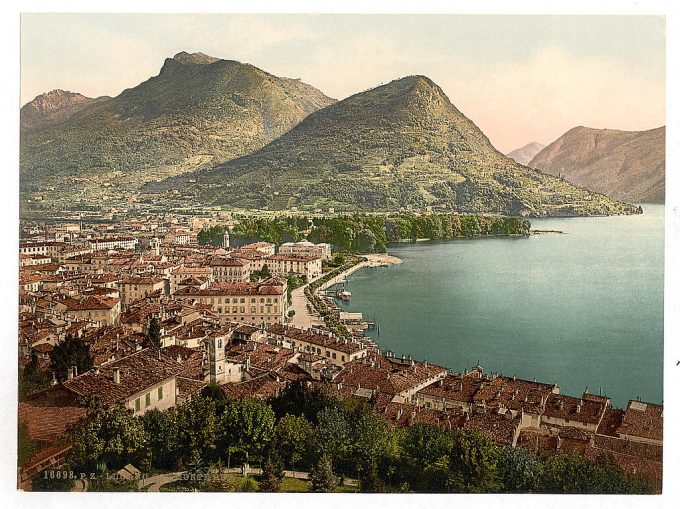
338 290 351 302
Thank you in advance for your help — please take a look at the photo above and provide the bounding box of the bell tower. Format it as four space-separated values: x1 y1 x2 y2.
149 237 161 256
223 230 230 248
208 334 226 384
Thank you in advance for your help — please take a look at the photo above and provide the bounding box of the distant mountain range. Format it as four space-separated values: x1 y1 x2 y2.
506 142 545 165
20 51 335 194
21 52 640 216
20 89 109 130
528 126 665 203
146 75 636 216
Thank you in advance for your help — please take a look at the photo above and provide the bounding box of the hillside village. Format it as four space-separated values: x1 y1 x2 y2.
17 215 663 491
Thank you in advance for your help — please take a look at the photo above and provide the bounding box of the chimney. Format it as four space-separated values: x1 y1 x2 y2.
73 365 78 377
113 367 121 384
67 367 74 380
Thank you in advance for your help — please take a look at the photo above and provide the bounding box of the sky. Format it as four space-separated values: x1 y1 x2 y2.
20 13 665 153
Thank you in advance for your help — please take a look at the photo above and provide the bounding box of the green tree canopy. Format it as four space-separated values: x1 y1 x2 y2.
220 397 275 461
273 413 314 469
447 428 501 493
49 334 93 381
310 454 339 493
67 399 147 471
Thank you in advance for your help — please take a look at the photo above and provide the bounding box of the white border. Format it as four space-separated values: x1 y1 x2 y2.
2 2 678 509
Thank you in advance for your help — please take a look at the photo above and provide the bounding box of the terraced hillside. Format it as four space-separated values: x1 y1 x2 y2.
20 52 335 207
150 75 639 216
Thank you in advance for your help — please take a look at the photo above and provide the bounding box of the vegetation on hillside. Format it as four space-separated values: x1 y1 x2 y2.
161 75 640 216
20 52 335 207
198 213 530 254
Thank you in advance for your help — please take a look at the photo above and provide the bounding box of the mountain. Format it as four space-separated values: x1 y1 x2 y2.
528 126 665 203
20 52 336 205
20 90 106 130
148 76 638 216
506 142 545 165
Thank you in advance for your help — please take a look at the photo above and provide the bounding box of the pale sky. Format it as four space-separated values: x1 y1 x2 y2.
20 14 665 153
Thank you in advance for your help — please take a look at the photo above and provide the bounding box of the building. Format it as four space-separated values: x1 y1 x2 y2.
265 254 323 281
615 400 663 446
174 278 288 326
267 324 369 367
88 236 138 251
19 241 68 257
240 241 276 256
208 257 251 283
116 277 166 307
52 349 186 416
279 240 332 260
63 296 122 326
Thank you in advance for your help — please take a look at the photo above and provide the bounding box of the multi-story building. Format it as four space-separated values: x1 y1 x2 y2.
279 240 332 260
174 278 288 326
267 324 368 367
88 236 139 251
63 296 122 326
265 254 323 281
208 257 251 283
117 277 166 307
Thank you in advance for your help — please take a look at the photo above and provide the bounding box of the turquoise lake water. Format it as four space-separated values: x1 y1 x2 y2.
336 205 664 408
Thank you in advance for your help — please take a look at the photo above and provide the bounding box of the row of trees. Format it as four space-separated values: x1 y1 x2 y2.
61 382 653 493
197 213 531 254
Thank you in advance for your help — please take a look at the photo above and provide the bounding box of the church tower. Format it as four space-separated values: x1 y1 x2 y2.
223 229 230 248
208 334 226 384
149 237 161 256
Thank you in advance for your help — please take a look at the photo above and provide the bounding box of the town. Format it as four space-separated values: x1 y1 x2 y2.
17 214 663 492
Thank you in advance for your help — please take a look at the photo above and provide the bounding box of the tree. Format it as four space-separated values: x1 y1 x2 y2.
67 399 147 471
269 381 334 423
354 228 377 253
259 452 284 492
201 382 231 414
147 317 162 349
140 408 180 469
497 446 542 493
314 406 351 460
220 398 275 463
447 428 500 493
310 454 339 493
175 395 219 464
18 422 37 465
49 334 92 381
351 412 396 489
19 353 51 399
273 414 314 469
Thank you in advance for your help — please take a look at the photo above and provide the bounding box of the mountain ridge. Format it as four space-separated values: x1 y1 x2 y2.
528 126 665 203
148 75 638 216
506 142 545 165
20 52 336 206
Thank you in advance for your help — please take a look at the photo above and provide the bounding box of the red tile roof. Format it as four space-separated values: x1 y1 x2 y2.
18 403 87 442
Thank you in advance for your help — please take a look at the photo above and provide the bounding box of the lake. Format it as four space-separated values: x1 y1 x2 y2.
336 205 664 408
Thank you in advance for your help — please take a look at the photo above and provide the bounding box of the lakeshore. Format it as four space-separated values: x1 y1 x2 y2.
331 205 664 408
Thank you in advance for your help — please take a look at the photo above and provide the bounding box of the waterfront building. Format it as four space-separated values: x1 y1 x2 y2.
279 240 332 260
265 254 323 281
174 278 288 326
267 323 368 367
